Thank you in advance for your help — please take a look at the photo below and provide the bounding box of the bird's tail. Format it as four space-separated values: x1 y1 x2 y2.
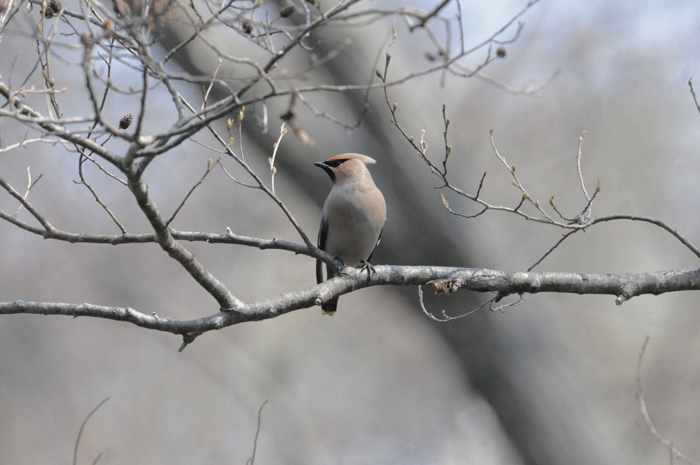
321 300 337 316
320 263 338 316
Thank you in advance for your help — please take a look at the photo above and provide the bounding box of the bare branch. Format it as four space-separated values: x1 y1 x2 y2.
3 266 700 347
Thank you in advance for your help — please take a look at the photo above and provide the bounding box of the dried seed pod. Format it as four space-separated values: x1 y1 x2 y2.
242 18 253 34
80 34 93 47
279 4 294 18
113 0 130 17
119 114 133 130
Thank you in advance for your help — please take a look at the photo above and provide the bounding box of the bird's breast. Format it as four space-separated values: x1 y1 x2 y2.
321 183 386 266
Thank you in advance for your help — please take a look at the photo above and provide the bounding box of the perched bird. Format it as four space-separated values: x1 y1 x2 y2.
315 153 387 315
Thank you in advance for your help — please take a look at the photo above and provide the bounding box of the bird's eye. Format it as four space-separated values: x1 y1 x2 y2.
325 159 347 168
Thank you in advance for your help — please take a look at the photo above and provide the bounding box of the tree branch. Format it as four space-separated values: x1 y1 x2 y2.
3 266 698 347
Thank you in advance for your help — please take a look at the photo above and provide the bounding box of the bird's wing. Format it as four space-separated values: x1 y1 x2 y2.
316 219 329 284
366 229 382 263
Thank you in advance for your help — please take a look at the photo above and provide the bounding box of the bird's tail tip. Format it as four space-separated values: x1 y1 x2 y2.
321 301 337 316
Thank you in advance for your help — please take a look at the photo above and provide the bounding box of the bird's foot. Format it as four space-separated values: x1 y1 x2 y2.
334 256 349 275
359 260 376 282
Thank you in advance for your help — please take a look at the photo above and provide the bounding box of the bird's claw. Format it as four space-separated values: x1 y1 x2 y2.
359 260 376 282
334 256 348 275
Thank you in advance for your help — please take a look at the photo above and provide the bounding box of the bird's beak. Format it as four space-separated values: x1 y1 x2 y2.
314 161 334 177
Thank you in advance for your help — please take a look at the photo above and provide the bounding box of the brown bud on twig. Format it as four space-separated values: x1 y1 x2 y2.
549 196 555 206
496 47 506 58
280 4 295 18
119 114 133 129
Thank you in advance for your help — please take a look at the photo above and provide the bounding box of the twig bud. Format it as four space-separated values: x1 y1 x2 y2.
511 164 516 172
238 105 245 122
376 69 383 79
446 144 452 156
441 194 449 208
393 102 397 111
549 196 555 206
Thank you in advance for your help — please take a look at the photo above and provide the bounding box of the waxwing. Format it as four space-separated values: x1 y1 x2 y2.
315 153 387 315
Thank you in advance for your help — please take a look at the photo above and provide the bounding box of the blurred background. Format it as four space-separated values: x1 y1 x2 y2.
1 0 700 463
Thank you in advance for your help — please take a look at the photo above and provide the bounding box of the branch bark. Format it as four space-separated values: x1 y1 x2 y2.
2 266 698 347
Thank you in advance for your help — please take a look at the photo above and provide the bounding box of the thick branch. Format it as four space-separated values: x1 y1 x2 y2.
2 266 698 343
123 169 243 310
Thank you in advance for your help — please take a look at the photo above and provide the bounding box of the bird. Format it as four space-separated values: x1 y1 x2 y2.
315 153 387 315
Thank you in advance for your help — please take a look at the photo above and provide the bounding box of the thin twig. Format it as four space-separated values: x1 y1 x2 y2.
14 166 42 217
246 400 268 465
269 122 287 195
73 397 110 465
636 337 699 465
418 285 492 322
689 78 700 116
527 230 579 271
75 154 128 234
166 157 222 227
